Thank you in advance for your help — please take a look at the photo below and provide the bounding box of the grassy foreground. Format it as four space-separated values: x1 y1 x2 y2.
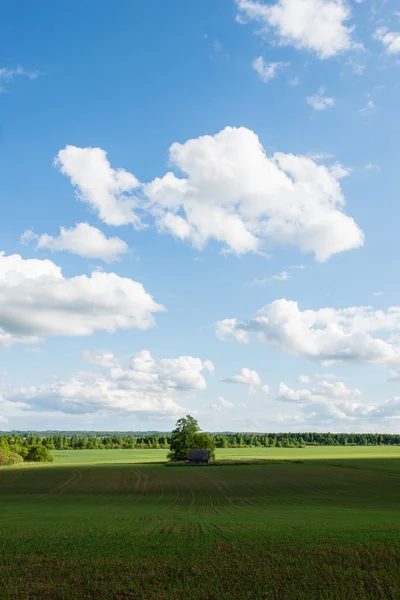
1 447 400 599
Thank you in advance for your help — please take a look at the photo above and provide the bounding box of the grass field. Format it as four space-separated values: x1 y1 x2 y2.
47 445 400 464
1 447 400 599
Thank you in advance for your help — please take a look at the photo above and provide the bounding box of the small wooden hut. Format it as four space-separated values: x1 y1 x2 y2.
188 449 210 464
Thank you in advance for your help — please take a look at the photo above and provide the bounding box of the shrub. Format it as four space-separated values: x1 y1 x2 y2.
25 444 54 463
5 452 23 466
0 450 7 466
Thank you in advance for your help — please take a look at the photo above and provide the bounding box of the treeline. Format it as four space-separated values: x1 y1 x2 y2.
1 431 400 454
0 436 53 465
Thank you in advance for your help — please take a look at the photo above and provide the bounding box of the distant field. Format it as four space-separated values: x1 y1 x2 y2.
1 447 400 599
47 445 400 465
51 448 169 464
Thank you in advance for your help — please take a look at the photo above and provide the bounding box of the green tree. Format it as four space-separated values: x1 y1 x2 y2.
168 415 200 461
190 432 215 460
25 444 54 463
5 452 23 466
0 450 7 466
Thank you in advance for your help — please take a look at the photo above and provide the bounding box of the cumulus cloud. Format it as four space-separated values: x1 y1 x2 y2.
278 380 361 403
306 88 335 110
224 367 269 394
277 380 400 423
374 27 400 54
22 223 129 263
252 57 289 82
216 298 400 366
0 252 164 347
54 146 141 226
236 0 357 59
56 127 364 262
297 374 310 383
225 367 261 386
3 350 213 417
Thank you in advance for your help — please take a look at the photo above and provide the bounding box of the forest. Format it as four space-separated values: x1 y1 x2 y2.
1 430 400 463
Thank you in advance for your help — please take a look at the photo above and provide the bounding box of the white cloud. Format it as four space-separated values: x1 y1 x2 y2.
277 380 400 423
306 87 335 110
249 271 291 286
0 416 8 425
306 153 334 162
82 350 119 368
278 380 361 403
0 331 41 347
56 127 364 262
224 367 269 394
365 163 380 172
218 395 234 408
252 57 289 82
359 100 375 115
373 291 383 296
0 66 39 81
3 350 212 417
0 252 164 347
272 271 291 281
297 374 310 383
374 27 400 55
345 57 365 75
0 65 40 92
54 146 141 226
206 403 221 411
217 298 400 366
216 318 250 344
22 223 129 263
203 359 215 374
316 372 339 380
236 0 357 59
225 367 262 386
389 369 400 381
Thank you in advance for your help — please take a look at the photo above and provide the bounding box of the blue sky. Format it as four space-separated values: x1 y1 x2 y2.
1 0 400 432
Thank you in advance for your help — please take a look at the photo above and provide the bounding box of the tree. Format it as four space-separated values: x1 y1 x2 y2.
5 452 23 466
190 432 215 460
25 444 54 463
0 450 7 466
168 415 200 461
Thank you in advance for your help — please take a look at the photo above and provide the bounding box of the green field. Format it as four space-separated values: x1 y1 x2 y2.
1 447 400 599
49 445 400 464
